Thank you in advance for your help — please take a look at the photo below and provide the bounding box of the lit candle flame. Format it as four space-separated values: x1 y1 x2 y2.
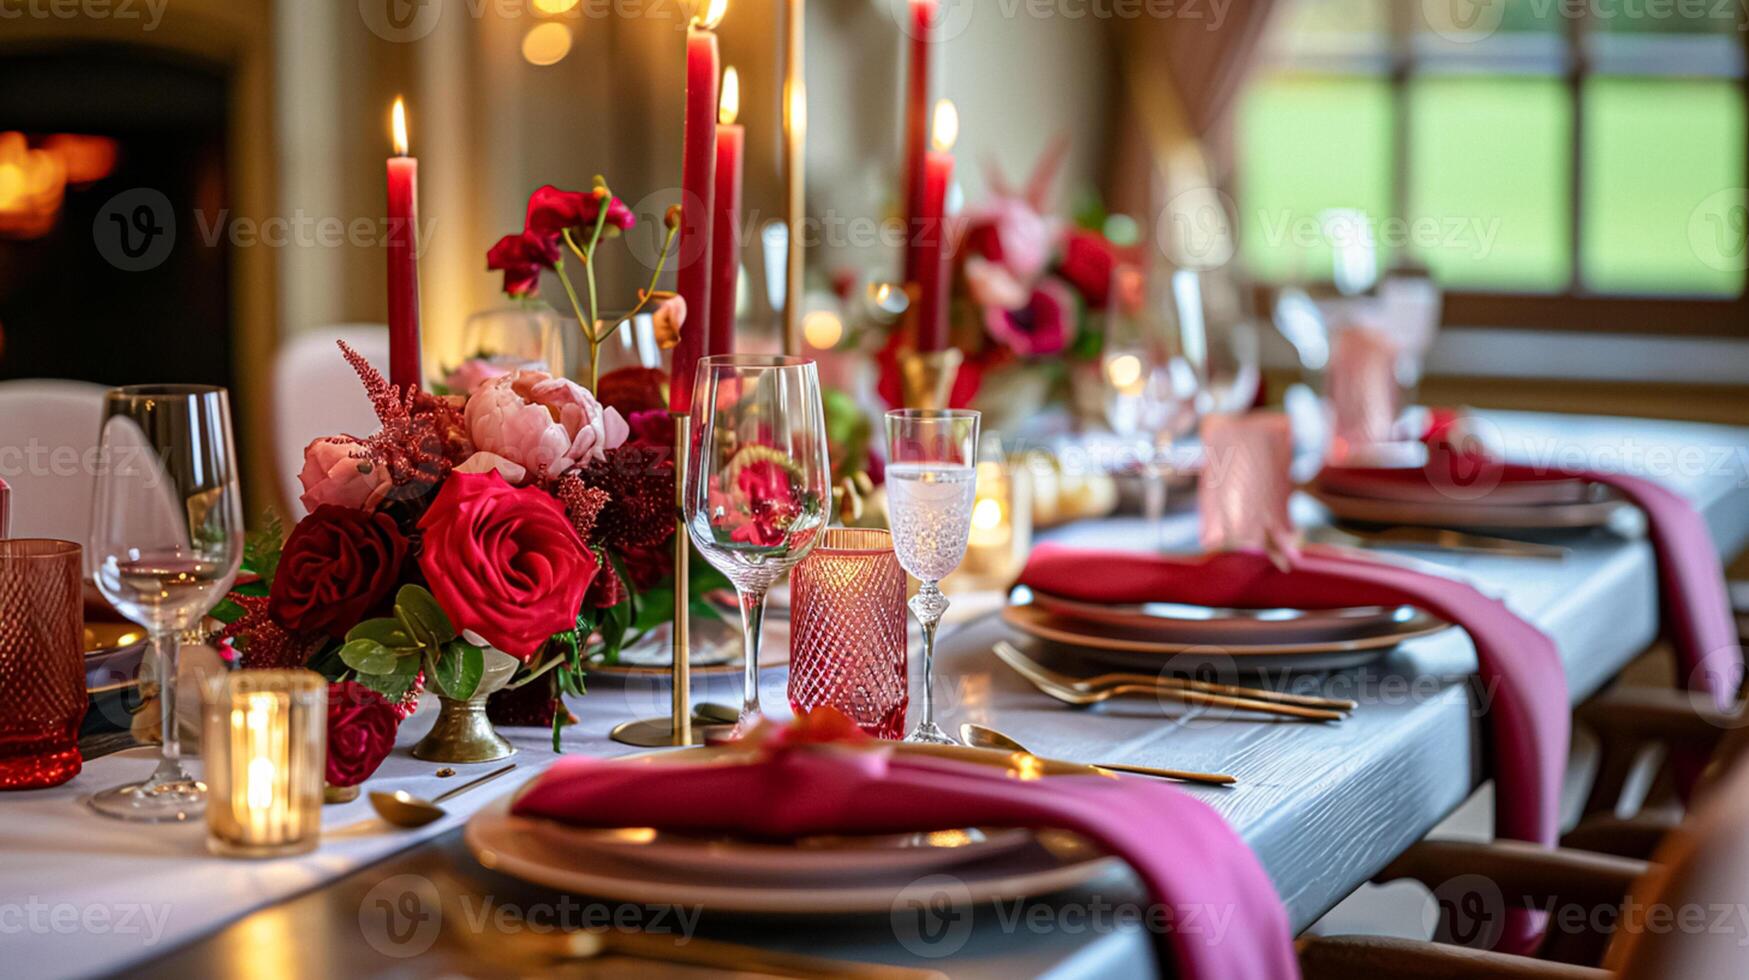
391 98 409 157
694 0 728 30
931 99 958 153
719 66 740 126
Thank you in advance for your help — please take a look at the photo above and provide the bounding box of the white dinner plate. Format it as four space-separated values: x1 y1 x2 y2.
466 775 1120 914
1314 468 1598 507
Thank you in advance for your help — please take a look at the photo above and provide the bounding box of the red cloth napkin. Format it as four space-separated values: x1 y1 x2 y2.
1322 448 1744 713
1017 543 1568 954
513 729 1299 980
0 476 9 538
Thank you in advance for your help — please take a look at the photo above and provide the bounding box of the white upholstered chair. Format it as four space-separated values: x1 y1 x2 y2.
0 379 109 544
271 326 389 520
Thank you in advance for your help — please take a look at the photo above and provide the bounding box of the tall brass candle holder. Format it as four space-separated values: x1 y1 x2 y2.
608 412 707 747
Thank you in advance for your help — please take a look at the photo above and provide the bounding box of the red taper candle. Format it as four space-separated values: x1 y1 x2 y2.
386 97 423 392
709 66 744 357
901 0 937 287
914 99 956 352
671 4 724 416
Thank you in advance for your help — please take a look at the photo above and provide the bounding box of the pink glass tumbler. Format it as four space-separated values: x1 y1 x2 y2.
788 528 909 739
0 539 86 789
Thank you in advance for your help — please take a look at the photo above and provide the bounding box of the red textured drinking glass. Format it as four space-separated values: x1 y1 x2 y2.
788 528 908 739
0 539 86 789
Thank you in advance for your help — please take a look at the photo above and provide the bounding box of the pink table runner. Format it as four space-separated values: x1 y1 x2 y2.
514 719 1300 980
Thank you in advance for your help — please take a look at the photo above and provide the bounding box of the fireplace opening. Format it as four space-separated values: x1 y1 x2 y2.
0 44 231 392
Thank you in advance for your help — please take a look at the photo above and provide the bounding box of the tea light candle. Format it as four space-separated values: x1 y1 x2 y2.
204 671 326 858
944 454 1032 590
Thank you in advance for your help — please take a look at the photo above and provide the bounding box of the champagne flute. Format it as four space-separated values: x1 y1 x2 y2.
884 409 980 745
684 356 831 739
87 385 244 821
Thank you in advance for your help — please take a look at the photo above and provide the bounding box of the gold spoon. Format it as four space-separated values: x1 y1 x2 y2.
959 723 1236 786
370 763 518 828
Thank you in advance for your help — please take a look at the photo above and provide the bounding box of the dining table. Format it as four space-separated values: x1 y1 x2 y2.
5 410 1748 979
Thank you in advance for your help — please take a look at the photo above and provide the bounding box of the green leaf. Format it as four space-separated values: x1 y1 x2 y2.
363 652 422 700
346 618 415 650
244 510 286 582
395 585 456 649
432 640 484 701
631 587 673 633
210 598 247 625
338 638 399 676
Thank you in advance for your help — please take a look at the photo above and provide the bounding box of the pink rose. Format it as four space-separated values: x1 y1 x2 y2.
298 437 392 513
463 370 629 485
445 357 514 395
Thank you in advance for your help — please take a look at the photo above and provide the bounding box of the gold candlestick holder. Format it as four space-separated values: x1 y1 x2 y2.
608 412 706 748
897 346 964 410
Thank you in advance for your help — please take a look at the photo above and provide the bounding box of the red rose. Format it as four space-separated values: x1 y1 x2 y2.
618 541 672 589
596 367 670 416
418 470 597 659
269 505 409 639
1058 230 1117 309
624 409 674 450
525 184 635 237
487 230 561 298
325 681 401 788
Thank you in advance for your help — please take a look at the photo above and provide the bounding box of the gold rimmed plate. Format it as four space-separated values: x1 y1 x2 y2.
1002 602 1451 673
1307 484 1625 531
466 746 1121 914
1024 588 1412 646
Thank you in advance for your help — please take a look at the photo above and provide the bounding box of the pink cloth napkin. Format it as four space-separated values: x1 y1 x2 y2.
1018 543 1568 953
1199 412 1296 557
1323 445 1744 714
513 734 1300 980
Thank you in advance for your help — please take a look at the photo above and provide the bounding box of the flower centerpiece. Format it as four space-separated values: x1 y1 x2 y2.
217 180 722 768
876 144 1141 427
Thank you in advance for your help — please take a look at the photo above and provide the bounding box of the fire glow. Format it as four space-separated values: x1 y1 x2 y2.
0 132 118 239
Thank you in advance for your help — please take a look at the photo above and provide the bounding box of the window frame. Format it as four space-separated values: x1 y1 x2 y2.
1240 2 1749 336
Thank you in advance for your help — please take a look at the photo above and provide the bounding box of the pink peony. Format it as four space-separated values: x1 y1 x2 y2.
445 357 514 395
298 436 392 513
959 197 1055 283
984 277 1076 358
463 370 628 485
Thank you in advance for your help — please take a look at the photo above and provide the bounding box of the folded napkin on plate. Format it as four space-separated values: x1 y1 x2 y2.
1017 543 1567 954
1321 423 1744 714
512 712 1298 980
0 475 9 537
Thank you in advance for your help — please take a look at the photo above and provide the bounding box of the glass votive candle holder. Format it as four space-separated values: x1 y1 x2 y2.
203 670 327 858
0 539 87 790
1199 411 1295 553
788 528 909 739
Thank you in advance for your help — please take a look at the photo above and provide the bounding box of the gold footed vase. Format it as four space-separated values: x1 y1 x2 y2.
411 648 522 764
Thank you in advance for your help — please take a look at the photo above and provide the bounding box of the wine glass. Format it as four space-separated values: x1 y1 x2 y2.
87 385 244 821
685 355 832 739
884 409 980 745
1099 303 1197 551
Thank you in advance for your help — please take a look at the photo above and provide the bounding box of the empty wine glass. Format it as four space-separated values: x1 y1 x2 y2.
1099 301 1197 551
87 385 244 821
885 409 980 745
684 355 832 739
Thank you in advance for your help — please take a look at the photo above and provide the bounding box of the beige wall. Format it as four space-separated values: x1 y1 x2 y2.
273 0 1119 363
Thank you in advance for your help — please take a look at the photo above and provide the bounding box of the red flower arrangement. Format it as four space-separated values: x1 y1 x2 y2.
214 181 730 763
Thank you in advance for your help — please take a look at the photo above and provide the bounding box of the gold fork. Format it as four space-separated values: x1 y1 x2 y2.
994 642 1356 712
994 642 1344 723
